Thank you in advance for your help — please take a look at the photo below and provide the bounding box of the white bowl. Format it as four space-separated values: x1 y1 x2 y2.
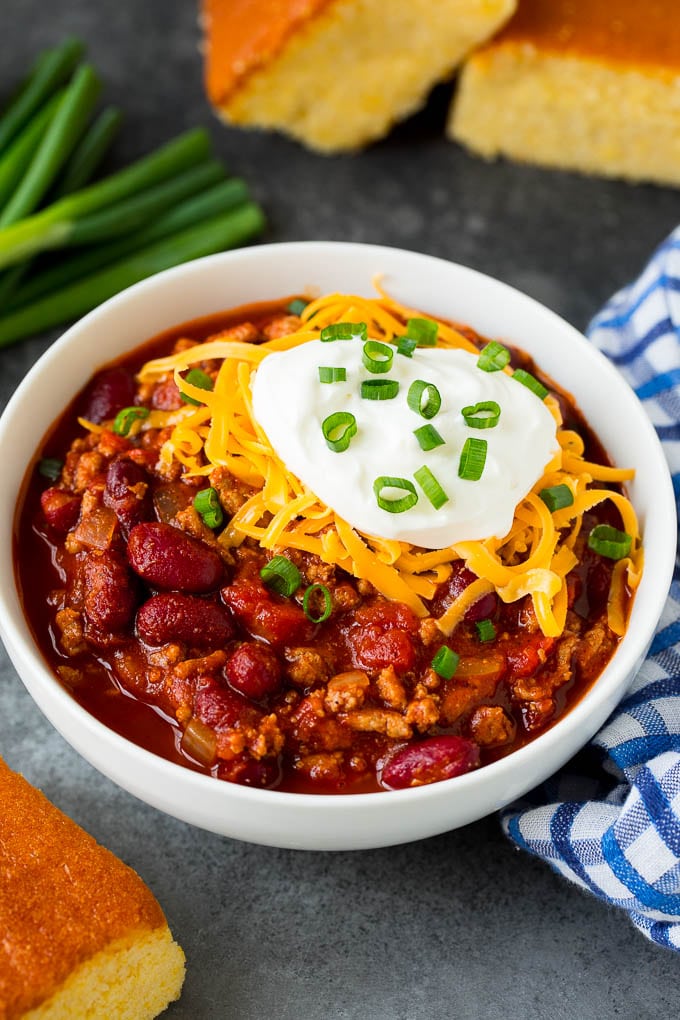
0 242 675 850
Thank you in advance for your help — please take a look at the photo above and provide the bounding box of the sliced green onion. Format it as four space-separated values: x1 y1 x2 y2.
461 400 501 429
303 583 332 623
373 476 418 514
260 555 302 597
37 457 63 481
431 645 459 679
458 437 487 481
193 486 223 529
407 379 441 419
361 379 400 400
287 298 307 316
539 484 574 512
476 619 496 643
112 406 149 436
362 340 394 374
414 465 449 510
318 366 346 384
512 368 549 401
180 367 214 405
413 423 445 451
320 321 367 342
477 341 511 373
322 411 357 452
397 336 418 358
406 317 438 346
587 524 632 560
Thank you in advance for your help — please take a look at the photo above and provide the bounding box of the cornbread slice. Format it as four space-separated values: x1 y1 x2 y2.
449 0 680 187
202 0 516 152
0 757 185 1019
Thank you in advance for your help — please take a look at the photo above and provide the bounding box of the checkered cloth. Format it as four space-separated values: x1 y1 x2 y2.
502 228 680 951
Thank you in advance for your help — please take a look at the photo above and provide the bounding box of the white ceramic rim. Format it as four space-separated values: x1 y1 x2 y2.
0 242 675 849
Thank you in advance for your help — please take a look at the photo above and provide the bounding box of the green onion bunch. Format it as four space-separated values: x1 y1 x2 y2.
0 38 266 348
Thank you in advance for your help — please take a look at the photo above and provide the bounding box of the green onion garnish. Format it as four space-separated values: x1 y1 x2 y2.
193 486 223 529
587 524 632 560
539 484 574 512
180 368 214 405
322 411 357 452
287 298 307 316
373 476 418 514
397 336 418 358
362 340 394 374
414 465 449 510
431 646 459 679
361 379 400 400
318 366 347 384
407 379 441 419
302 583 332 623
37 457 63 481
476 619 496 643
458 437 487 481
406 317 438 346
461 400 501 429
112 406 150 436
320 321 367 342
512 368 549 401
477 341 511 372
260 555 302 597
413 423 445 451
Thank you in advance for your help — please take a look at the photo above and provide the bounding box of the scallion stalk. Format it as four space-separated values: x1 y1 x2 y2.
0 63 101 228
0 92 64 211
52 105 123 198
0 37 84 153
0 201 265 348
0 127 212 270
7 178 251 310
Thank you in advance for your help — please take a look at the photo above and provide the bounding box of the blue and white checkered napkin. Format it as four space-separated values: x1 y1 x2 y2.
502 228 680 951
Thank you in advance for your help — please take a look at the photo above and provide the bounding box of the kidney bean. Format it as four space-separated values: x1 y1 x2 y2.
216 755 281 789
127 522 224 593
379 735 480 790
226 642 283 700
222 580 313 648
83 550 137 631
104 459 152 535
40 487 81 533
136 592 235 648
194 679 262 732
432 563 498 623
81 367 136 424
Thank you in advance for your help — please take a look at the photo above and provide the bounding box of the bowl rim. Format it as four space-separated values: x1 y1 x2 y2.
0 240 675 821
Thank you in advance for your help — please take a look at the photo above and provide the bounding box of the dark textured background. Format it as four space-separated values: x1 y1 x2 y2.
2 3 680 1017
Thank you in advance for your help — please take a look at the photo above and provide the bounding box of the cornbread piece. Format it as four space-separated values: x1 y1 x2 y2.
0 757 185 1019
202 0 516 152
449 0 680 187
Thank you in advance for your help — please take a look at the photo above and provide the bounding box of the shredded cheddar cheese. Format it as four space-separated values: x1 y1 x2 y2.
130 286 643 638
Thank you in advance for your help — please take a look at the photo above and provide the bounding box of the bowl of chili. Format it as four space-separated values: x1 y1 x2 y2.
0 242 674 849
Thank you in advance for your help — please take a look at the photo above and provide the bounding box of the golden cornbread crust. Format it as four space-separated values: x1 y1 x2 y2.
204 0 517 152
449 0 680 186
0 758 185 1019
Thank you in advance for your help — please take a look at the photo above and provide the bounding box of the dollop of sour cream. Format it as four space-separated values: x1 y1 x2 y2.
251 337 559 549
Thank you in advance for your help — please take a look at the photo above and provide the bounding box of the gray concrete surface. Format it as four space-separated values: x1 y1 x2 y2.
2 2 680 1017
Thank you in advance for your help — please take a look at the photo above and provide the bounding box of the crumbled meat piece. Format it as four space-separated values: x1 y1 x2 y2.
285 647 330 687
342 709 412 740
55 608 87 656
73 451 105 493
211 322 259 344
147 643 184 668
332 583 361 611
261 315 301 340
418 616 441 646
376 666 407 711
404 696 440 732
469 705 516 747
209 466 256 517
324 671 370 713
294 752 344 784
